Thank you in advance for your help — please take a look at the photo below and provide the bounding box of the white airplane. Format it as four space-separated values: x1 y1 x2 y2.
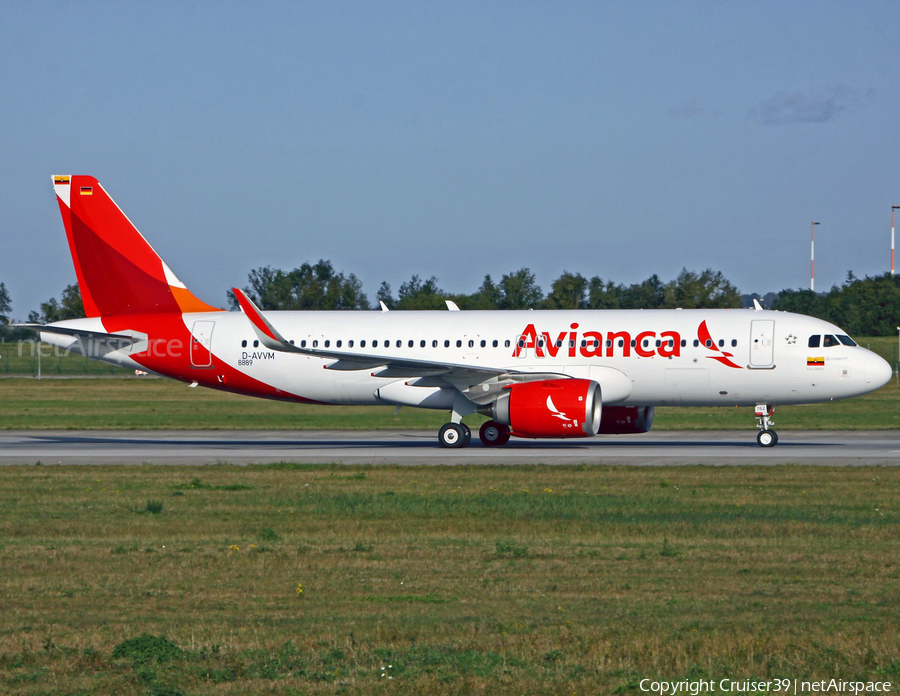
23 176 893 448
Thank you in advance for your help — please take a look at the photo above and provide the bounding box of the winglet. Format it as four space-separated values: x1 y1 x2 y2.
752 299 763 311
231 288 302 353
379 300 390 312
445 300 460 311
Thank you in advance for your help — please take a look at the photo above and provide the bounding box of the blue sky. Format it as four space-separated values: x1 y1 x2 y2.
2 1 899 316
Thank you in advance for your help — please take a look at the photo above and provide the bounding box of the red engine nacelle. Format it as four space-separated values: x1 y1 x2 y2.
491 379 601 439
598 406 655 434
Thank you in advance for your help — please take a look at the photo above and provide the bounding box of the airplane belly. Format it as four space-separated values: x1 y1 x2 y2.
664 368 711 405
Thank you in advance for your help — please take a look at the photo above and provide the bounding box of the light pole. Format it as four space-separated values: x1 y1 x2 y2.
896 326 899 386
892 206 898 276
811 221 820 292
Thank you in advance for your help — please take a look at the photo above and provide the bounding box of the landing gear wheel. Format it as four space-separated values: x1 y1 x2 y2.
439 423 469 448
479 421 511 447
757 430 778 447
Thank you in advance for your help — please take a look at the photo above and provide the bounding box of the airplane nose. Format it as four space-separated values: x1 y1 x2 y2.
866 351 893 389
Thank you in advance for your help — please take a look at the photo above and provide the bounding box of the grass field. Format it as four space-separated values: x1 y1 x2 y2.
1 376 898 431
1 464 898 695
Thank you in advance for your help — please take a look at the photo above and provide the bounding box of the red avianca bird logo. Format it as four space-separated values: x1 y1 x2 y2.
698 320 742 369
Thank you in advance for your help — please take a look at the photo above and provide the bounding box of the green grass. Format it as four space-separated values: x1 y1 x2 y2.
0 464 898 694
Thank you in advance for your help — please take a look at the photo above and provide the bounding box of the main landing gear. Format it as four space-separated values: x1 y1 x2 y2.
755 404 778 447
479 420 510 447
437 421 512 448
438 422 471 448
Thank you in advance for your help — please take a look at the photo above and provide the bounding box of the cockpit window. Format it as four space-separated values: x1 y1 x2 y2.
808 335 821 348
837 335 857 347
823 335 839 347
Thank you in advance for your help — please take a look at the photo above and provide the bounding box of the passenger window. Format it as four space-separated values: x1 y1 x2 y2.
456 340 462 348
312 340 318 348
241 340 247 348
693 340 699 347
432 340 438 348
408 340 414 348
468 340 474 348
808 335 820 348
480 340 486 348
838 335 857 346
348 340 354 348
618 340 624 348
324 340 330 348
396 340 401 348
681 340 686 347
581 340 587 348
705 340 712 348
718 340 724 347
301 340 307 348
420 340 426 348
492 340 498 348
824 335 839 347
336 340 342 348
253 340 259 348
505 340 511 348
372 340 378 348
360 340 366 348
731 339 737 347
444 340 450 348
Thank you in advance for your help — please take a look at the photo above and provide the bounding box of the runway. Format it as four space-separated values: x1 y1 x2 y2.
0 430 898 466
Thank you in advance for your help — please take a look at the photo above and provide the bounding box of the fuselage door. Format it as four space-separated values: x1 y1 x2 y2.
749 320 775 367
190 320 215 368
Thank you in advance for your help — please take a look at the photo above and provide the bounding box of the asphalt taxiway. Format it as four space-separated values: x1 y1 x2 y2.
0 430 898 466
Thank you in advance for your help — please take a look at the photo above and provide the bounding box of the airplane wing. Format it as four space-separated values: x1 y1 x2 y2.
231 288 565 397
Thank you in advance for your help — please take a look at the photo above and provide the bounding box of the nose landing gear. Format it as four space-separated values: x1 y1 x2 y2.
755 404 778 447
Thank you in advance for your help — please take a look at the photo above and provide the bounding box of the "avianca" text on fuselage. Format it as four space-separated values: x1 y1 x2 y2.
513 323 681 359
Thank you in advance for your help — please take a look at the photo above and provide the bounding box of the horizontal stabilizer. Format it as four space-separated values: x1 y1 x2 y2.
13 323 140 344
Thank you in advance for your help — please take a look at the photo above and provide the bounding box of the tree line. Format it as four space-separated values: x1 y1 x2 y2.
225 263 742 312
771 272 900 337
3 265 898 336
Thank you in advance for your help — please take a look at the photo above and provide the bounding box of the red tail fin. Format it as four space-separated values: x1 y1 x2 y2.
52 175 219 317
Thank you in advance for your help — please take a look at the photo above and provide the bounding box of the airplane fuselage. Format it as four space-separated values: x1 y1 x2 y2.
42 307 888 408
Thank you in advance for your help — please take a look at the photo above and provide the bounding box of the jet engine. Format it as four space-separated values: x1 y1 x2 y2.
597 406 655 434
489 378 601 438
